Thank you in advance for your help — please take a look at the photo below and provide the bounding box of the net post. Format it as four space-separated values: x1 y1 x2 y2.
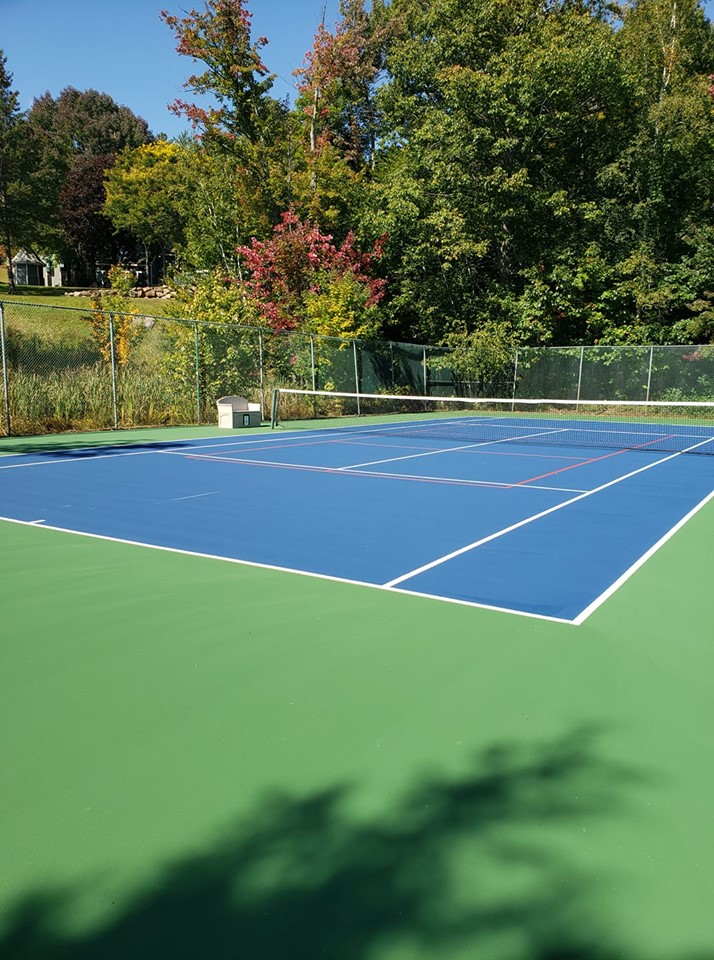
270 388 280 428
0 302 11 436
310 335 317 418
353 341 361 415
108 312 119 430
194 322 201 425
258 329 265 417
646 346 654 401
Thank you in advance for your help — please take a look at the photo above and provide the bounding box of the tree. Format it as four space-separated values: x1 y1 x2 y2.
439 321 516 396
161 0 274 143
364 0 629 341
28 87 151 160
0 51 43 293
237 210 386 333
296 0 390 173
596 0 714 341
163 270 262 404
161 0 295 226
175 137 271 275
359 0 707 347
288 1 393 234
59 154 128 282
103 141 186 283
86 265 142 368
26 88 152 274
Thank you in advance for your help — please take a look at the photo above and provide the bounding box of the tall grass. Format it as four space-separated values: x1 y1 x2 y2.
0 300 205 435
4 362 198 435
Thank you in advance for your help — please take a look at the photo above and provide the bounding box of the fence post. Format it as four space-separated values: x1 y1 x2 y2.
0 303 11 436
310 336 316 391
576 346 585 402
108 313 119 430
353 340 361 414
511 349 519 409
646 346 654 401
422 346 428 396
194 322 201 425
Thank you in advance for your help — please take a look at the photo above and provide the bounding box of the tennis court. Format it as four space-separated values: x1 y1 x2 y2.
2 393 714 623
2 396 714 959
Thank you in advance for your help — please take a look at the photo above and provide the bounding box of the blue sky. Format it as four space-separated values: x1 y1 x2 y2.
2 0 713 139
3 0 339 138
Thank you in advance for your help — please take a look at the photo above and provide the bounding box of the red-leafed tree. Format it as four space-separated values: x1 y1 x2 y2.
160 0 273 145
237 210 385 333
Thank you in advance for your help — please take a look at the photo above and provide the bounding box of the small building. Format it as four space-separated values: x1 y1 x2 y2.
12 249 45 286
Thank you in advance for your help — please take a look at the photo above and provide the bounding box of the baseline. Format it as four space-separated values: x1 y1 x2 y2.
0 514 573 626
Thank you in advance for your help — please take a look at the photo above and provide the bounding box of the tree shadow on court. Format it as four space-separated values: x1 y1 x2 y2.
2 726 710 960
0 437 201 457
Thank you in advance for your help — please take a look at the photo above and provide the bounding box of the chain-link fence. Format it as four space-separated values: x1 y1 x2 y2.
0 300 455 436
515 344 714 403
2 299 714 437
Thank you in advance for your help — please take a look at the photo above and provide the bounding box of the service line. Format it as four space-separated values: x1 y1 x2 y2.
383 436 714 588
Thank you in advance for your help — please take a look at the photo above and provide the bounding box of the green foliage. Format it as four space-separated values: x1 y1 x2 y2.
6 0 714 352
363 0 714 346
25 86 152 267
0 51 48 293
303 270 381 340
175 139 271 274
441 321 517 396
162 271 262 402
104 142 185 254
87 265 143 368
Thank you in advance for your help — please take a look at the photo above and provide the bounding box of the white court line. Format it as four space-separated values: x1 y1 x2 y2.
0 423 446 469
0 448 159 470
572 486 714 624
338 428 571 470
383 435 714 588
176 451 588 493
4 412 710 470
0 514 573 625
0 430 346 469
170 490 222 502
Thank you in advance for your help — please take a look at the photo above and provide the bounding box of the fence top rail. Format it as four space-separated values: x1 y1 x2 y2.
1 299 712 357
516 344 714 352
0 299 448 351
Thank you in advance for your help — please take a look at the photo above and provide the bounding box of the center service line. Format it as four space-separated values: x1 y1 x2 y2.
383 436 714 588
337 428 571 471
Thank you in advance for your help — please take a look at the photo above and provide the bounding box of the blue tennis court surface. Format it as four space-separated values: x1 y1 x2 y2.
2 422 714 623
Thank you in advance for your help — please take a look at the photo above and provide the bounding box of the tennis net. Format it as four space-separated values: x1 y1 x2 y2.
270 388 714 455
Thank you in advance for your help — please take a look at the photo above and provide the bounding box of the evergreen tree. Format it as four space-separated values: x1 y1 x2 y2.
0 51 43 293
